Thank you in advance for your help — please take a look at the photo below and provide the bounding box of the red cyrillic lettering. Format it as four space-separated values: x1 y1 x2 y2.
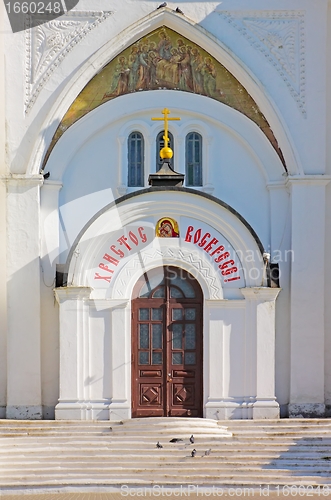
129 231 139 246
117 235 131 250
110 245 125 258
210 245 225 256
99 263 115 274
138 227 147 243
185 226 194 243
94 273 112 282
103 253 119 266
215 251 230 263
219 259 235 270
204 237 219 254
198 232 211 248
222 266 238 276
194 229 201 244
224 276 240 282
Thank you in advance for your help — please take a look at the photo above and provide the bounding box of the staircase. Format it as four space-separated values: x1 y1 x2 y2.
0 418 331 496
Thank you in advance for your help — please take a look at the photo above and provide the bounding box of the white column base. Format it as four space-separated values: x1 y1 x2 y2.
109 401 131 421
289 403 325 418
206 400 247 420
205 398 279 420
55 401 112 420
6 405 42 419
252 399 280 419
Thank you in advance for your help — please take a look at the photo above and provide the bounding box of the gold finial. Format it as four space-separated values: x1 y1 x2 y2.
151 108 180 159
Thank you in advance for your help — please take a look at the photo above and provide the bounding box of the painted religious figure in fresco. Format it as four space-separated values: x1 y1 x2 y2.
45 27 285 169
103 29 218 99
156 218 180 238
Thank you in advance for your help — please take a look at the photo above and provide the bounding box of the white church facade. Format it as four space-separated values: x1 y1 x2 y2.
0 0 330 421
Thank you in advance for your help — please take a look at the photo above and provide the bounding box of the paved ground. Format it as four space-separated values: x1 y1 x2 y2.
0 487 328 499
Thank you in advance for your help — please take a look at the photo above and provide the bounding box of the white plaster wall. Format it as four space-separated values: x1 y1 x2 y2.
2 0 329 417
268 185 292 415
3 0 327 179
40 86 290 413
324 0 331 415
40 184 62 418
89 305 112 401
325 182 331 414
6 177 43 418
52 90 281 263
0 1 7 418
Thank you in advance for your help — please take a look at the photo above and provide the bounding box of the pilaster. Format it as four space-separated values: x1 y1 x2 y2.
109 300 131 420
40 181 62 418
54 286 92 419
0 4 6 418
267 181 291 413
6 175 43 419
241 287 281 419
287 176 330 417
204 299 246 420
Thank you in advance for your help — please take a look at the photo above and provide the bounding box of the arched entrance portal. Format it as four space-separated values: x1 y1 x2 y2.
131 266 203 417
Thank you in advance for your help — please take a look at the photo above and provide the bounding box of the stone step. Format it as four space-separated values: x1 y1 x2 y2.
0 454 329 462
0 442 331 454
1 418 331 492
0 473 329 486
2 457 331 467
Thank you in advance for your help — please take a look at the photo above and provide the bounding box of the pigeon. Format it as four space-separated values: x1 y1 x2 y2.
204 449 211 456
189 434 194 444
157 2 167 8
175 7 184 14
191 448 197 457
156 441 163 448
170 438 183 443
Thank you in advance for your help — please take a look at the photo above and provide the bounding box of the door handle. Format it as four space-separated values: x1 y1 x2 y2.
167 373 172 382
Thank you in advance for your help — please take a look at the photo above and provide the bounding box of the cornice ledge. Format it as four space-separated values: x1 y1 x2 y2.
41 180 63 190
286 175 331 187
3 174 44 187
240 287 281 301
54 286 92 303
266 179 287 190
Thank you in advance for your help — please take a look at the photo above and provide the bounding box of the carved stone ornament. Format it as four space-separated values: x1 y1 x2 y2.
217 10 306 116
25 11 112 113
112 247 223 300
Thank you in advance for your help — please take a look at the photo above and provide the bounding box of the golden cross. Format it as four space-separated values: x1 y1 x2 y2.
151 108 180 148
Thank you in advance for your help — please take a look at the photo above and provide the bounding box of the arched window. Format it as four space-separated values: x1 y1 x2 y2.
128 132 144 186
156 130 174 171
186 132 202 186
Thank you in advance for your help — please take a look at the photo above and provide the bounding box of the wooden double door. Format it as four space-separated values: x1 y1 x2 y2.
131 266 203 417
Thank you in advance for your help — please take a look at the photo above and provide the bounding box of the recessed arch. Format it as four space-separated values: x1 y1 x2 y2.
63 188 266 297
43 25 286 170
28 9 302 176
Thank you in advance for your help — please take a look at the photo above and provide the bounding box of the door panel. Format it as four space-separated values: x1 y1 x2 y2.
131 267 202 418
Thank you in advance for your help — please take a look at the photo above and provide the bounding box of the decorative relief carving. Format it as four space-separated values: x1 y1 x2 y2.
25 11 112 113
217 11 306 116
112 247 222 300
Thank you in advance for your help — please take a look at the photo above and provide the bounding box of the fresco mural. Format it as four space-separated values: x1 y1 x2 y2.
44 27 285 168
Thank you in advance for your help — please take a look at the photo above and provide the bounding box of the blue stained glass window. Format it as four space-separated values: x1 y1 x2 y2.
186 132 202 186
128 132 144 186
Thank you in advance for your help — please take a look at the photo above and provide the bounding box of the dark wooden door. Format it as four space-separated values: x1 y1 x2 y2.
131 266 203 417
